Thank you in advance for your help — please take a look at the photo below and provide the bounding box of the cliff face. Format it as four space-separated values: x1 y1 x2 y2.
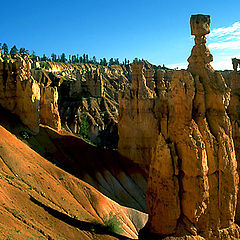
0 54 61 133
118 62 158 174
52 62 131 147
118 14 239 239
40 86 61 131
0 55 40 133
227 71 240 224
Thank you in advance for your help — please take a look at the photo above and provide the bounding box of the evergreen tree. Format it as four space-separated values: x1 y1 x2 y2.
80 115 89 139
51 53 57 62
10 45 18 55
86 54 89 63
2 43 8 54
41 54 48 61
103 58 107 66
114 58 119 65
68 55 71 63
133 57 139 63
92 56 97 64
80 56 83 63
72 55 76 63
76 54 79 63
31 51 38 61
109 58 114 66
83 54 86 63
19 48 29 54
60 53 66 63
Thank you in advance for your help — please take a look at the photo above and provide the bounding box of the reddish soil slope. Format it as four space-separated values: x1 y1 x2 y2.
0 124 147 240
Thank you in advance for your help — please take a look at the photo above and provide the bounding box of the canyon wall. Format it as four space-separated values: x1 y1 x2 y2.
0 54 61 133
118 14 240 239
226 71 240 224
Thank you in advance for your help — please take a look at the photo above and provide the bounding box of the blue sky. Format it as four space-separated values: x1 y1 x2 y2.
1 0 240 70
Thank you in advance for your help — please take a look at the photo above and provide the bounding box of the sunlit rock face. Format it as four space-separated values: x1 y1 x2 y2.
40 86 61 131
0 54 40 133
0 54 61 133
119 14 239 239
227 71 240 224
118 62 158 174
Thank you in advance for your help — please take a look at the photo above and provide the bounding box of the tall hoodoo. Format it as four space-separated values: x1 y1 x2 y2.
185 14 239 238
118 62 158 174
118 14 240 239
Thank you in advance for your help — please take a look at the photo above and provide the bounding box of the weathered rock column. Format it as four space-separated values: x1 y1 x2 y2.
227 71 240 224
118 62 157 174
40 85 61 131
187 15 238 236
138 15 239 240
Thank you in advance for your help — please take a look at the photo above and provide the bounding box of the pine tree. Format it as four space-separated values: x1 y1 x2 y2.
133 57 139 63
60 53 66 63
109 58 114 66
114 58 119 65
19 48 29 54
2 43 8 54
71 55 76 63
51 53 57 62
80 115 89 139
10 45 18 55
103 58 107 66
92 56 97 64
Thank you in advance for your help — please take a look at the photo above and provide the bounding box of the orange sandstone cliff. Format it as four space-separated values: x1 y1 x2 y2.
0 54 61 133
118 14 240 239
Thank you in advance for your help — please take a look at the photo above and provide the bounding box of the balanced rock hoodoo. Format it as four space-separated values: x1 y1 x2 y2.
118 14 239 239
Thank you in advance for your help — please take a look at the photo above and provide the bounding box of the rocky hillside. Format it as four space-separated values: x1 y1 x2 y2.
0 106 147 240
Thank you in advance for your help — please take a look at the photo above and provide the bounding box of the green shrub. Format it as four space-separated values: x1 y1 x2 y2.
80 115 89 139
20 130 30 140
40 61 50 70
102 212 123 234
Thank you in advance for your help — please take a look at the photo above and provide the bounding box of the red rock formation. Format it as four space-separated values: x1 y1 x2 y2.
118 62 157 173
119 15 239 239
227 71 240 224
0 55 61 133
0 55 40 133
40 86 61 131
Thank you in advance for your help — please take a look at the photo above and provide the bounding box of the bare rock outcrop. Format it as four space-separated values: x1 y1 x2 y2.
227 71 240 223
40 86 61 131
0 55 61 133
119 14 239 239
0 55 40 133
118 62 158 173
56 62 130 147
